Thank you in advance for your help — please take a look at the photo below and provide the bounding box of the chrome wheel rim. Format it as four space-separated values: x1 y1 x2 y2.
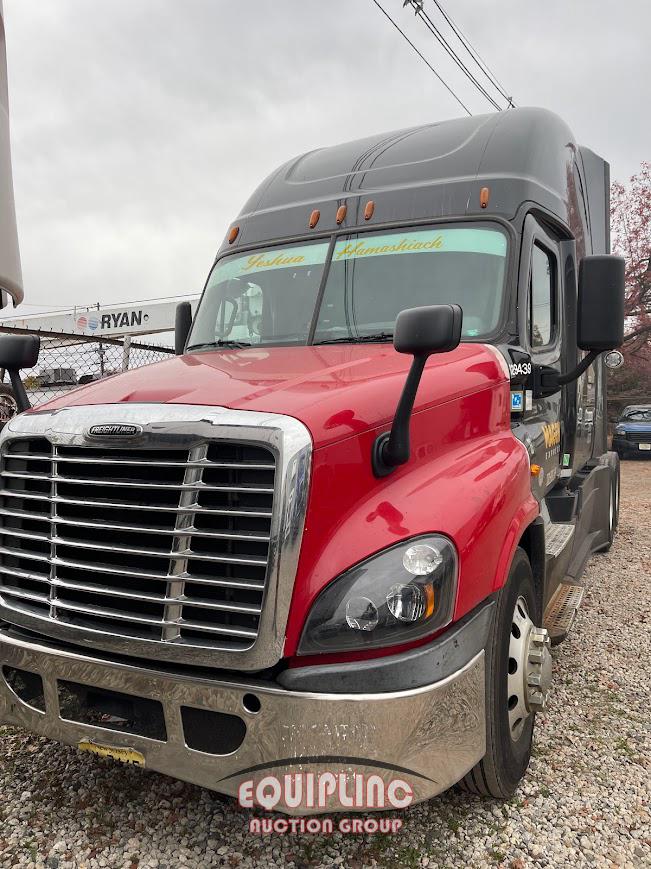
507 596 552 741
612 477 618 533
0 393 17 425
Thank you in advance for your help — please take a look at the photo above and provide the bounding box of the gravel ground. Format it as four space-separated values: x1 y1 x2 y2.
0 463 649 869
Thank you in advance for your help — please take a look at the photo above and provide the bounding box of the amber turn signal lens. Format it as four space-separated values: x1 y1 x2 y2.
336 205 347 225
228 225 239 244
309 209 320 229
530 464 542 477
480 187 490 209
424 583 436 619
364 200 375 220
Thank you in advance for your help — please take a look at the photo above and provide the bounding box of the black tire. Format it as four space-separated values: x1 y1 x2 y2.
458 547 538 798
0 382 18 430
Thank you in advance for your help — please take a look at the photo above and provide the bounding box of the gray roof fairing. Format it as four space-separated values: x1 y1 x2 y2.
222 108 597 255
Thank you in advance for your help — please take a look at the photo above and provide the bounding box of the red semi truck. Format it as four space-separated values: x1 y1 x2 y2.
0 107 624 813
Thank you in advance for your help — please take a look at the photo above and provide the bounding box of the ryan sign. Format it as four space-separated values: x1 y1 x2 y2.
1 299 199 338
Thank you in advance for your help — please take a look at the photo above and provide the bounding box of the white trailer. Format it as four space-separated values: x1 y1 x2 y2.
0 0 22 310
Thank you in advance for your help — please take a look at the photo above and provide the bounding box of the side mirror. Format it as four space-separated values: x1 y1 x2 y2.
534 255 626 399
393 304 463 356
175 302 193 355
578 255 625 351
0 333 40 412
373 304 462 477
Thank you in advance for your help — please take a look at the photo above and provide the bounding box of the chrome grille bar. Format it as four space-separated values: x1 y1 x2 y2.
163 444 204 642
0 558 265 590
1 471 275 494
0 545 50 563
1 582 261 614
1 489 273 517
6 453 275 470
0 510 271 542
49 441 58 621
34 597 260 638
0 528 267 565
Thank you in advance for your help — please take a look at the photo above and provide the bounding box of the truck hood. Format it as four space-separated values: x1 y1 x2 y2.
36 344 508 449
616 421 651 433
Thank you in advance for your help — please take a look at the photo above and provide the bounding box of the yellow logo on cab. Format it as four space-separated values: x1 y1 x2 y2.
542 422 561 449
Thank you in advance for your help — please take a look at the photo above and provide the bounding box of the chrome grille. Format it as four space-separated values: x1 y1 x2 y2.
625 431 651 444
0 436 277 653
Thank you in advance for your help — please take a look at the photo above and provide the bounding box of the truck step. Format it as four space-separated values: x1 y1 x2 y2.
544 522 575 558
543 582 584 644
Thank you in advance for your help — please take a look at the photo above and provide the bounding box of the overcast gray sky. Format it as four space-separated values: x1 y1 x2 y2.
4 0 650 315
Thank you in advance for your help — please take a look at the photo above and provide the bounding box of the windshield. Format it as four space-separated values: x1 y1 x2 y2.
187 224 508 350
187 241 329 349
621 409 651 422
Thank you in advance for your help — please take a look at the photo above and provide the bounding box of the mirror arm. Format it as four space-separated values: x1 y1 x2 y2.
8 368 30 412
533 349 600 398
556 349 600 385
372 354 427 477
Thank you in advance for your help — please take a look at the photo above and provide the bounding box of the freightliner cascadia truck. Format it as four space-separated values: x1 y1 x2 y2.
0 107 625 813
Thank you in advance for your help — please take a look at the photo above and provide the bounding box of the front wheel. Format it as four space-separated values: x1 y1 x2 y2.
0 383 18 430
459 547 552 798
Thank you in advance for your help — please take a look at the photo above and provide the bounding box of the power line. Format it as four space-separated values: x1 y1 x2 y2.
371 0 472 116
9 303 71 310
429 0 515 107
406 1 503 111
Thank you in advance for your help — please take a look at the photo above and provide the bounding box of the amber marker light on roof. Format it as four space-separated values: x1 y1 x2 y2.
364 200 375 220
336 205 347 225
309 209 320 229
228 225 239 244
480 187 490 209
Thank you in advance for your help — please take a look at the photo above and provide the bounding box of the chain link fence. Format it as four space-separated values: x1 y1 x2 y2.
0 326 174 424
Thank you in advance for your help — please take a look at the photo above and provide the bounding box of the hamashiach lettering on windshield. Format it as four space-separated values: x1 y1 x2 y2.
335 236 443 260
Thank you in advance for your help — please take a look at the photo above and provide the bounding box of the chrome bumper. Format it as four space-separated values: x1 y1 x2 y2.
0 629 485 814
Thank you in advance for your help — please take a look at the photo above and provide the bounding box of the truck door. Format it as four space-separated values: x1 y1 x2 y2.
519 216 563 496
573 355 597 468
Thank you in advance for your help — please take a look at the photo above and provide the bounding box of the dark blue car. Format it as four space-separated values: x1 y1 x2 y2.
612 405 651 458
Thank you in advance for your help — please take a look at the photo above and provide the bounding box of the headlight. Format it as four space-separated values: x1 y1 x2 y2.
297 536 458 654
615 426 626 435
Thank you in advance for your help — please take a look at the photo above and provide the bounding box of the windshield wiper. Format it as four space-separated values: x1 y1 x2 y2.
315 332 394 345
187 340 252 351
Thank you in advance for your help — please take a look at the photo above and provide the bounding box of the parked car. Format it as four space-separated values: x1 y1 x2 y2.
612 405 651 458
77 369 118 385
36 366 78 387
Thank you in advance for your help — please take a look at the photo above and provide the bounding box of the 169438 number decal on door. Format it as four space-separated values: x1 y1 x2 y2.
509 362 532 378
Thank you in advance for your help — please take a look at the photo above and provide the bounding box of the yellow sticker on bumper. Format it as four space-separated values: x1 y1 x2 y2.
77 739 145 767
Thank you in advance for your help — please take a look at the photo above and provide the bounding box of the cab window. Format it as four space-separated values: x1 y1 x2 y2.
528 244 556 349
